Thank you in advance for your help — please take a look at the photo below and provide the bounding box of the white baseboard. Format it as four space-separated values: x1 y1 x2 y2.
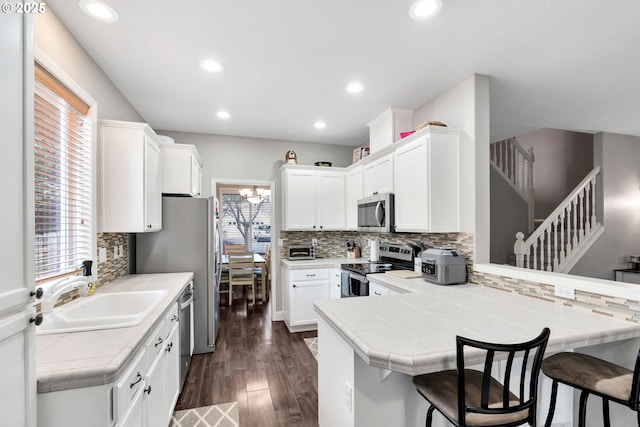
272 310 284 322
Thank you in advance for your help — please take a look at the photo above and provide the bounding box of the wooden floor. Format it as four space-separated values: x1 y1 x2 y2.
175 294 319 427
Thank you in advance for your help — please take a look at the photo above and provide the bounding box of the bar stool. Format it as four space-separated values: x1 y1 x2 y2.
412 328 550 427
542 350 640 426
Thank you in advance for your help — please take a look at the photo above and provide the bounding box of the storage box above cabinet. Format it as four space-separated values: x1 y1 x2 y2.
161 143 203 197
367 107 414 153
100 120 163 233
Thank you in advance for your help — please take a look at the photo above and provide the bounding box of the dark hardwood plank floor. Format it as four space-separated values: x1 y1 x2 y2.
175 294 319 427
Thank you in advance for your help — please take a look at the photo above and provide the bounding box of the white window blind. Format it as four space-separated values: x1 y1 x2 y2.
34 65 92 282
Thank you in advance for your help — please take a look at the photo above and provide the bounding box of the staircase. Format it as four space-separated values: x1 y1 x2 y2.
490 138 535 233
513 167 603 273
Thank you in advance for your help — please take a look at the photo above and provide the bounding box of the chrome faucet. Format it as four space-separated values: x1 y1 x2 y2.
40 276 91 314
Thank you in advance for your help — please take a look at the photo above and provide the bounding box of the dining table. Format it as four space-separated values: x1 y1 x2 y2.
221 252 267 301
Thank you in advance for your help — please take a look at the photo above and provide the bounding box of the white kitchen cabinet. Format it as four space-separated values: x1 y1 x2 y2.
367 107 414 153
1 13 36 427
369 281 393 296
161 143 203 197
363 153 394 197
281 167 346 231
283 267 329 331
345 166 363 230
37 302 181 427
100 120 163 232
394 128 461 232
330 268 342 299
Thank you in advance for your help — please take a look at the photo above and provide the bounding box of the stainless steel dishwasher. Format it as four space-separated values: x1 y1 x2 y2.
178 282 194 390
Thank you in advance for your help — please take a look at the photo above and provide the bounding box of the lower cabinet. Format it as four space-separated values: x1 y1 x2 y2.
283 267 329 331
368 280 397 297
37 302 181 427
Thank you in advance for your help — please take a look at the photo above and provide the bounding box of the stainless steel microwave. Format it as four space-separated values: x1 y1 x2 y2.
357 193 394 233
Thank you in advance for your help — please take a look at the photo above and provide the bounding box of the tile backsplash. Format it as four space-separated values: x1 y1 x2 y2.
280 231 474 270
96 232 128 287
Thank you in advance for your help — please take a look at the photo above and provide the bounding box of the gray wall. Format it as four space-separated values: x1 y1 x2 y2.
490 167 529 265
516 128 594 219
570 132 640 280
34 11 143 122
155 130 356 197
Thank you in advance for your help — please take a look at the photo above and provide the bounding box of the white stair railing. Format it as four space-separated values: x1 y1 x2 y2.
514 166 601 272
490 137 535 232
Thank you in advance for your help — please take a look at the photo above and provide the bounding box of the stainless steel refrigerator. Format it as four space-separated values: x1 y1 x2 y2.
136 196 221 355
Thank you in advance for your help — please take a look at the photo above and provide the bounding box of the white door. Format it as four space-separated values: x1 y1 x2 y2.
283 169 316 230
144 135 162 231
292 281 329 326
0 13 37 427
317 171 345 230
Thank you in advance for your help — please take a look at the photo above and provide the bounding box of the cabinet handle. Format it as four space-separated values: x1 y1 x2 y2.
312 225 316 229
292 284 296 288
130 373 142 388
31 287 44 299
306 274 316 277
374 291 381 295
171 315 178 322
154 337 164 348
144 386 152 395
30 314 43 326
166 342 173 353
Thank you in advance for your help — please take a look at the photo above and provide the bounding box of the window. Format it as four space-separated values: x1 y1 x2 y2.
34 63 93 282
219 186 271 254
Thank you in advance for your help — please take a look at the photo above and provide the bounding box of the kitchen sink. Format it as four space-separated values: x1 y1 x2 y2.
37 290 168 335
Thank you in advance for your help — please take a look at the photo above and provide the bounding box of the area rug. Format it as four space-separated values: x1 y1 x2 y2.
170 402 239 427
304 337 318 361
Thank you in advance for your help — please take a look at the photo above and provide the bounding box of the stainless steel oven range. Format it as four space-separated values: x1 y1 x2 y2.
340 243 416 297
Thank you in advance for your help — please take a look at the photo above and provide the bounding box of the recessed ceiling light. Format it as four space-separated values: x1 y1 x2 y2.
314 121 327 129
409 0 443 20
216 111 231 119
79 0 119 22
199 59 224 73
345 82 366 94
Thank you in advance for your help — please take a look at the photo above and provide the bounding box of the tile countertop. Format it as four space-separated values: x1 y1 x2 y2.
281 257 369 269
314 280 640 376
36 272 193 393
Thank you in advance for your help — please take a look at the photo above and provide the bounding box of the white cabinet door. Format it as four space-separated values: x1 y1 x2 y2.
363 154 394 196
101 120 163 232
118 388 144 427
291 281 329 326
161 144 202 197
282 169 317 230
394 130 460 232
165 323 180 418
345 167 363 230
329 269 342 299
317 171 345 230
190 155 202 197
1 13 36 427
144 347 167 427
144 135 162 231
368 282 391 296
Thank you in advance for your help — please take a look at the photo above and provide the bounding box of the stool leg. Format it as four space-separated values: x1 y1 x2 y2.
426 405 435 427
602 398 610 427
578 390 589 427
544 380 559 427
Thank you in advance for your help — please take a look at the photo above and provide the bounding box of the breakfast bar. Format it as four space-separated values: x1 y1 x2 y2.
314 277 640 427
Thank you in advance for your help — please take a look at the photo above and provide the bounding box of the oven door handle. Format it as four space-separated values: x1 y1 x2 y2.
348 272 368 283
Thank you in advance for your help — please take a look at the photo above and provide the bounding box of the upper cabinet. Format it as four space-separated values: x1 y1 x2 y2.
281 167 345 231
362 153 393 197
345 166 363 230
100 120 163 232
394 128 461 232
161 143 203 197
367 108 414 153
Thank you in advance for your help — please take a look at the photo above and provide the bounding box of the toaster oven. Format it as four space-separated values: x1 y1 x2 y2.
287 245 315 260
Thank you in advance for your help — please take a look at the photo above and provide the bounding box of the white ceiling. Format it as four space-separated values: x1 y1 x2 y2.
48 0 640 146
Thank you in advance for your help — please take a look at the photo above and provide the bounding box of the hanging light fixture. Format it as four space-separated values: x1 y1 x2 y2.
239 187 270 204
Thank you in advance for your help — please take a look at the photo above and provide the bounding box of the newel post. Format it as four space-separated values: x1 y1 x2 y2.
514 232 526 268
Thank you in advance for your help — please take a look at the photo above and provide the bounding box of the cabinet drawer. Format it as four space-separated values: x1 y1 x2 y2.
164 302 179 338
290 269 329 281
146 321 166 363
112 349 146 424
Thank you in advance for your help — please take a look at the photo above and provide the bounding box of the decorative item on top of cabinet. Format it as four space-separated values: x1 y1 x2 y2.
393 126 462 232
285 150 298 164
100 119 162 232
160 143 203 197
281 166 346 231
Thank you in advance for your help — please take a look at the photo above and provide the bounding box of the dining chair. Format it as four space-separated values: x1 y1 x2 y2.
254 247 271 302
224 244 245 254
542 349 640 426
412 327 550 427
227 251 255 306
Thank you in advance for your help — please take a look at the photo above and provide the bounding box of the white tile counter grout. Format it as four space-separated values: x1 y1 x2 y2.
314 277 640 376
36 272 193 393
